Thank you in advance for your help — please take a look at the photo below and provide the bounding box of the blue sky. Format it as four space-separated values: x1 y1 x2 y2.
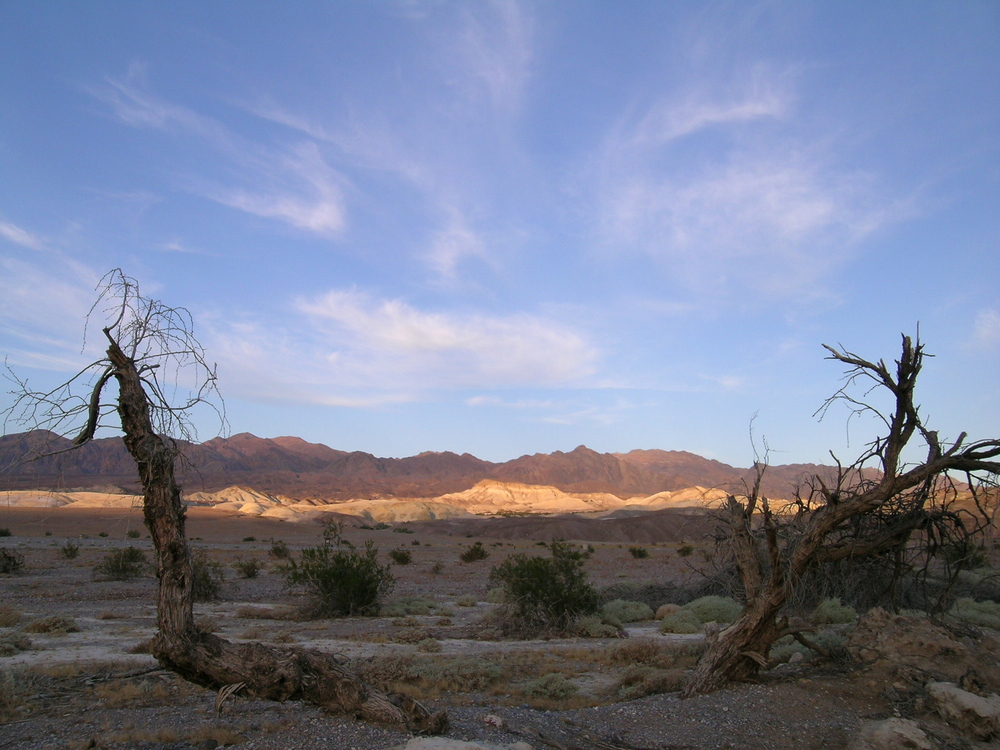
1 1 997 467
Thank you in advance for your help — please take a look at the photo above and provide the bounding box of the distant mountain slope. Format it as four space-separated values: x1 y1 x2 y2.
0 429 834 500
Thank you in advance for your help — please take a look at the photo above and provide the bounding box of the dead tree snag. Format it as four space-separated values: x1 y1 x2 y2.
682 335 1000 697
5 270 446 732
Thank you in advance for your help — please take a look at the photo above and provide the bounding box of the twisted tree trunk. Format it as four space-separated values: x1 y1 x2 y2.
106 331 446 732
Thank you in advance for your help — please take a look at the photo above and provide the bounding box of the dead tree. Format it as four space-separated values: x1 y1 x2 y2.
4 270 446 732
682 335 1000 697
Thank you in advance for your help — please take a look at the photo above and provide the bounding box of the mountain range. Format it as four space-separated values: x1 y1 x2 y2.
0 429 834 501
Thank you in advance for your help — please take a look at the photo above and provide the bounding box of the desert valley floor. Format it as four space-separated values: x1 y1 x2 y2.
1 502 998 750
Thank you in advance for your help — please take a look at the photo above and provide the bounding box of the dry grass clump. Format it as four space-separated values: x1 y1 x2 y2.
520 672 577 701
0 667 33 721
93 547 148 580
604 637 704 669
356 653 502 697
235 605 297 620
233 556 264 579
23 615 79 634
614 665 686 701
0 605 22 627
572 615 623 638
93 677 171 708
455 593 478 607
0 631 32 656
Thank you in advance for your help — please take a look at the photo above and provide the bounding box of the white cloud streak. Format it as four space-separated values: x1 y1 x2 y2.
91 64 348 236
0 221 46 251
972 309 1000 351
206 287 597 408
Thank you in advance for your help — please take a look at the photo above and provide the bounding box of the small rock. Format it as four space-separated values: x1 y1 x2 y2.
927 681 1000 741
851 718 933 750
788 652 804 665
483 714 505 729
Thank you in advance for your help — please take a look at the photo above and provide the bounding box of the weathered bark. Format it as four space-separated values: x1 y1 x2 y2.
682 336 1000 697
104 330 446 732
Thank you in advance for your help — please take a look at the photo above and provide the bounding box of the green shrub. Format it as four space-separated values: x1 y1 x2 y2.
487 541 599 636
389 548 412 565
659 610 703 634
269 540 290 559
520 672 577 700
455 594 478 607
392 526 414 534
283 528 393 617
60 541 79 560
811 597 857 625
192 550 224 601
0 528 11 537
677 544 694 558
603 599 654 623
615 664 686 701
98 532 108 538
628 546 649 559
460 541 489 563
126 529 141 539
0 549 25 574
682 596 742 625
233 557 263 579
93 547 148 580
430 562 444 575
485 587 505 603
243 536 256 542
573 614 622 638
951 598 1000 630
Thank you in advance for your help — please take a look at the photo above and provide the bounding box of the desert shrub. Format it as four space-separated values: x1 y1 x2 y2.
60 541 79 560
0 549 25 574
682 595 742 625
615 664 686 701
126 529 141 539
243 536 256 542
520 672 577 700
487 541 599 636
192 550 224 601
389 548 412 565
393 526 414 534
0 528 11 537
951 598 1000 630
603 599 654 623
943 539 989 569
98 532 108 538
430 561 444 575
23 615 78 634
269 540 290 559
0 606 22 628
606 637 705 668
0 632 32 657
599 581 680 610
233 557 263 579
628 546 649 559
460 541 489 563
283 529 393 617
382 595 436 617
811 597 858 625
410 656 502 692
93 547 148 580
573 615 621 638
485 587 505 603
659 610 703 634
677 544 694 557
455 594 478 607
417 638 442 653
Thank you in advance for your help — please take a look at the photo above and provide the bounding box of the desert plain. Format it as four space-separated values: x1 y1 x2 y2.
1 485 999 750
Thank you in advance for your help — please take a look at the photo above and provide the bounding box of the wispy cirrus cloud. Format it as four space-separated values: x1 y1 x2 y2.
591 64 906 298
452 0 534 116
971 309 1000 351
90 64 348 236
0 220 46 251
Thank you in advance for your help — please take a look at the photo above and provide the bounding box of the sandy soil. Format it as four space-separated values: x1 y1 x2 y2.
0 507 994 750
